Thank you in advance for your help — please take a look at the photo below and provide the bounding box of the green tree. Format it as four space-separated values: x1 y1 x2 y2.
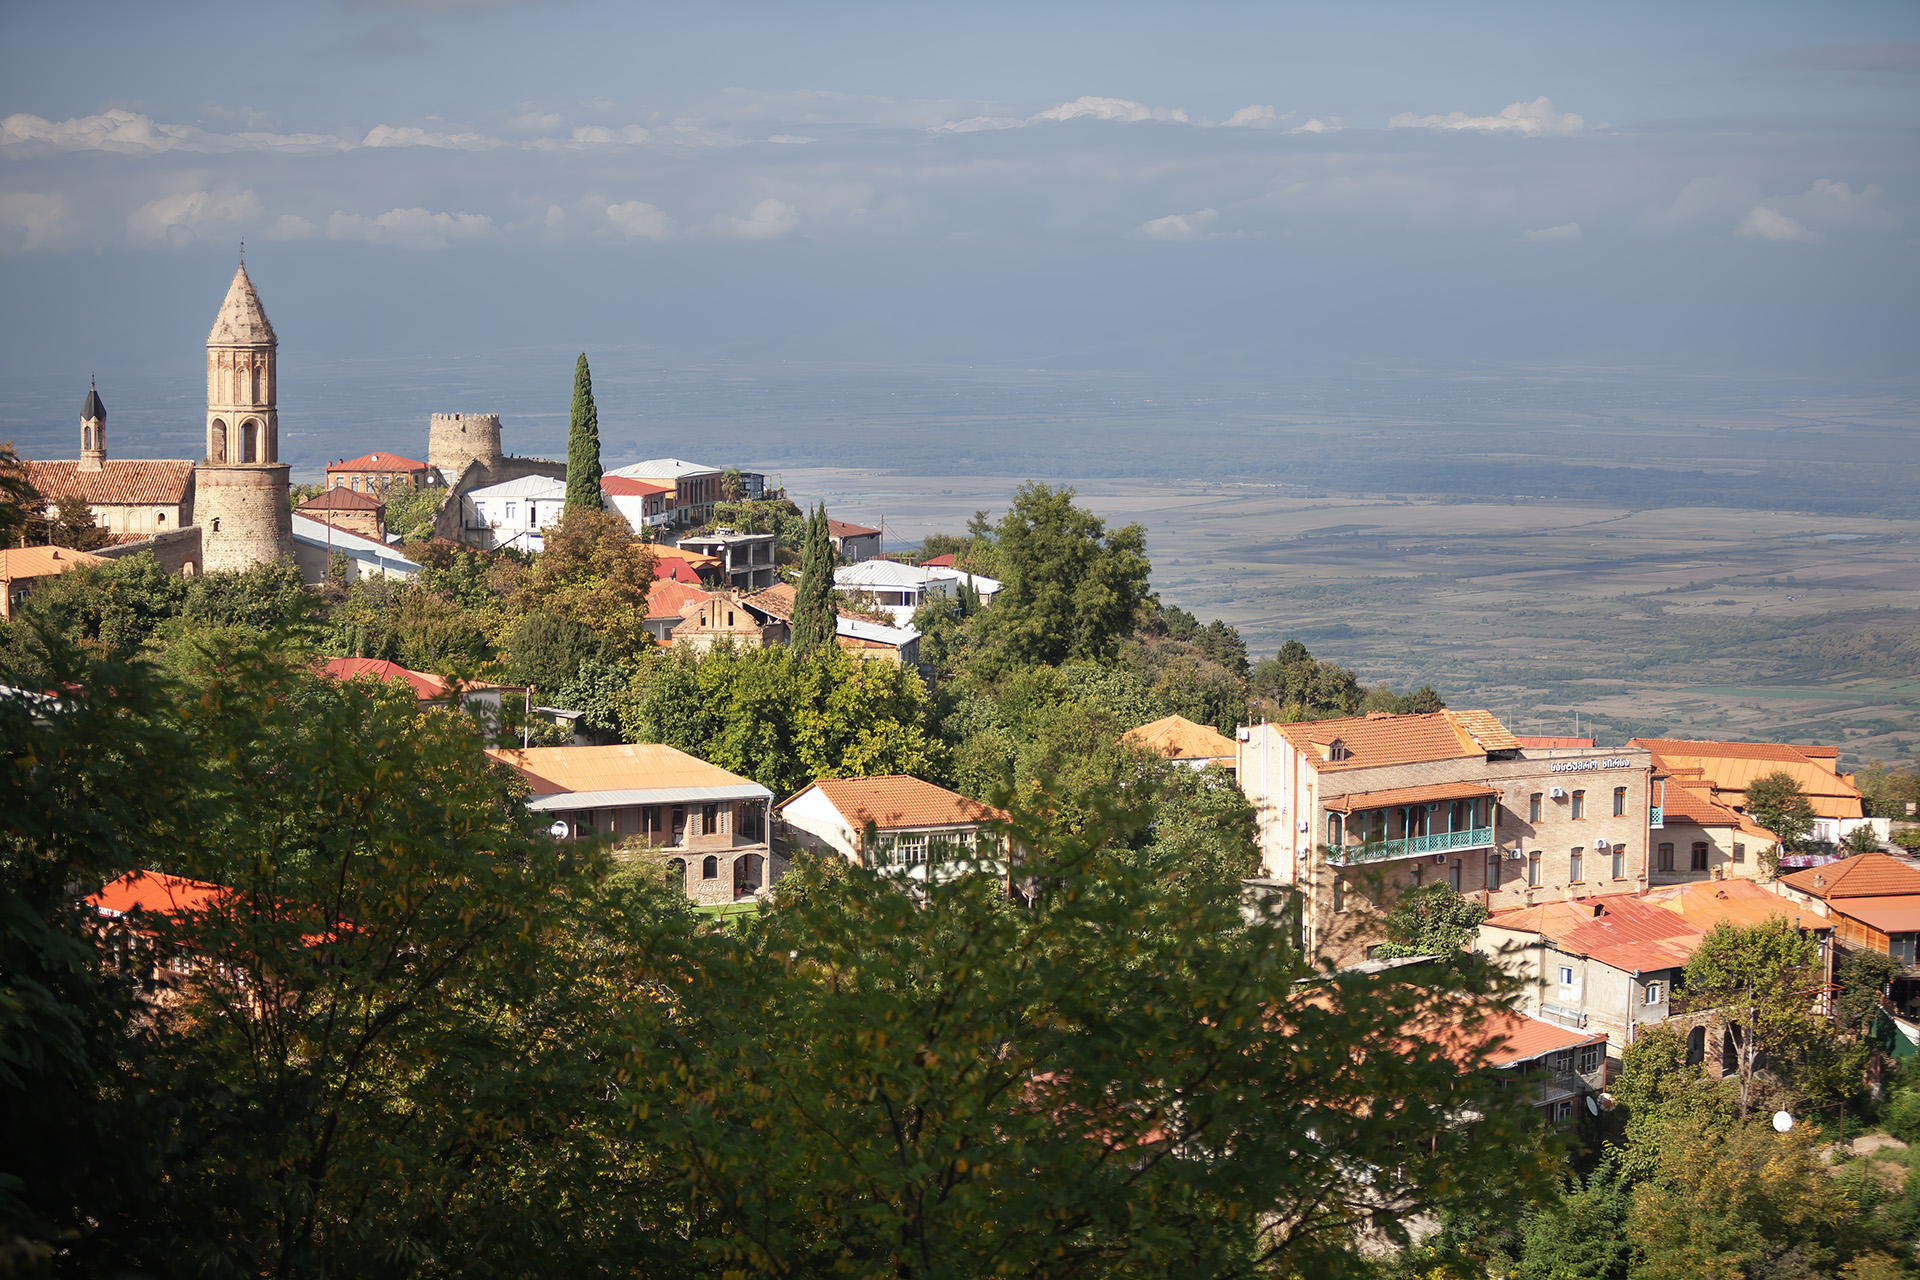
564 352 604 512
1514 1163 1631 1280
0 441 39 548
1744 770 1816 852
515 505 655 660
503 610 607 694
383 479 444 541
1677 917 1824 1117
6 551 188 666
791 502 838 660
977 482 1150 672
1837 949 1901 1036
1373 883 1490 961
27 493 113 551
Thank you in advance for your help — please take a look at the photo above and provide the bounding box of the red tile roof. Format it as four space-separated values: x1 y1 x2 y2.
298 487 383 511
1780 852 1920 900
1122 714 1237 761
602 475 672 497
1486 881 1826 975
1438 1006 1608 1069
920 553 957 567
647 579 714 620
328 452 426 473
655 560 705 583
1825 896 1920 934
485 744 757 797
784 775 1006 831
25 458 193 507
827 518 881 539
0 545 109 581
1632 737 1865 821
320 657 450 701
1323 781 1500 813
1277 710 1489 772
87 871 227 920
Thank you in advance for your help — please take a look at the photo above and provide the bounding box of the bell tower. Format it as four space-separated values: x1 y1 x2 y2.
79 379 106 472
196 257 293 571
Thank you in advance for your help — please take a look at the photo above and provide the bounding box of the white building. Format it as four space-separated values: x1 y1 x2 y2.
463 475 568 552
833 560 1001 627
779 775 1007 883
291 515 420 583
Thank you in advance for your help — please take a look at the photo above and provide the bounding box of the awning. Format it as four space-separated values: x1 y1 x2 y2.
525 783 773 812
1835 897 1920 935
1324 782 1500 814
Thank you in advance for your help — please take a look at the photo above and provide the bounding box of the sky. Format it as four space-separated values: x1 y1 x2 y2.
2 0 1917 468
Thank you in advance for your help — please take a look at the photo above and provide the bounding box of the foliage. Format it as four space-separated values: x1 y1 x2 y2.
564 351 604 511
5 551 188 666
502 609 608 695
183 559 318 635
1138 763 1260 884
513 505 654 660
975 482 1151 673
1627 1114 1887 1279
552 654 631 739
790 501 838 660
1677 918 1829 1116
1512 1162 1631 1280
1854 755 1920 820
0 441 38 548
1838 949 1902 1035
1744 770 1817 852
382 480 443 541
1844 824 1883 854
26 494 113 551
1373 883 1490 961
631 786 1556 1277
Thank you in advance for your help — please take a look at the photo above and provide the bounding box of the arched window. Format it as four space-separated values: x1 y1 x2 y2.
251 364 262 402
1686 1025 1706 1066
210 419 228 463
666 858 686 886
242 420 259 464
701 855 718 880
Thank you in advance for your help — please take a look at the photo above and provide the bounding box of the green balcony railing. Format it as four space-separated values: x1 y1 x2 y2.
1649 806 1663 829
1328 825 1496 867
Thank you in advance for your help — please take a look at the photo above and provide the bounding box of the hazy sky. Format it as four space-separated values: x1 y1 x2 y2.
3 1 1917 397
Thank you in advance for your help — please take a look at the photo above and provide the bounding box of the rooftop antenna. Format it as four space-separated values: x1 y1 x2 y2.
238 238 245 266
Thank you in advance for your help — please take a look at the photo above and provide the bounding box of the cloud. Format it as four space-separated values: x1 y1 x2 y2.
1523 221 1582 242
266 214 319 241
1389 96 1584 136
330 18 432 56
0 192 70 252
1 109 347 155
768 134 817 145
1222 105 1276 128
126 188 260 246
1139 208 1218 240
361 123 505 150
325 207 498 248
932 115 1024 134
714 198 798 240
1762 41 1920 73
1033 96 1189 124
1292 117 1340 134
604 200 674 240
1737 206 1819 243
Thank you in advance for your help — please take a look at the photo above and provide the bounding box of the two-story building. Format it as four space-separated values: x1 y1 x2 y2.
1 546 108 620
462 475 567 552
779 774 1007 883
1237 710 1654 964
1776 852 1920 1017
1649 773 1779 883
833 560 1001 627
484 744 778 905
295 486 384 541
326 451 431 496
827 518 883 561
677 530 779 592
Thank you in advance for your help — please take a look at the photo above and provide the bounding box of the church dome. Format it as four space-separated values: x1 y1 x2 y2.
81 380 105 421
206 264 276 347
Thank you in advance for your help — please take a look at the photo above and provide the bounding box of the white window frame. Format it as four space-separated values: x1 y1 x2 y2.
1558 965 1575 988
1645 982 1663 1005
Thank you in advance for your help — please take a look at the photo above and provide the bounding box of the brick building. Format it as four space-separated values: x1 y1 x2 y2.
1238 710 1654 965
295 486 384 540
326 451 430 496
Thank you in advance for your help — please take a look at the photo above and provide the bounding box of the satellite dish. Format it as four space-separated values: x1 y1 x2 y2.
1772 1110 1794 1133
548 820 570 839
1586 1096 1599 1115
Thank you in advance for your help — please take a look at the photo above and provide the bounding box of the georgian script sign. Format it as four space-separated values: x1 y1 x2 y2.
1548 757 1635 773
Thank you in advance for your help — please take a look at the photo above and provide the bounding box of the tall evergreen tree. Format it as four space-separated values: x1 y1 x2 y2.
564 353 603 512
791 503 838 660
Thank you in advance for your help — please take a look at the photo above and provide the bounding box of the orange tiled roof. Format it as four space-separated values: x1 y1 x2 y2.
1641 879 1829 933
1122 714 1237 761
0 545 108 581
328 452 426 473
603 475 672 497
1516 736 1594 749
1485 893 1705 974
1657 778 1755 831
25 458 193 507
1324 781 1500 814
320 657 451 701
1449 709 1520 752
87 870 227 919
651 545 721 569
647 579 714 620
827 518 881 539
742 581 797 619
1435 1005 1608 1070
785 775 1006 832
1631 738 1864 820
1826 896 1920 934
920 553 957 568
485 744 759 797
298 487 383 512
1780 852 1920 900
1277 710 1488 771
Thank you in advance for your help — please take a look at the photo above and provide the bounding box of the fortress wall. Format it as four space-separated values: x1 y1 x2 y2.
198 464 294 573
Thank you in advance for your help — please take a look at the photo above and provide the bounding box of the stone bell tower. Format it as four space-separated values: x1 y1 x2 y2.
78 379 106 472
196 259 293 572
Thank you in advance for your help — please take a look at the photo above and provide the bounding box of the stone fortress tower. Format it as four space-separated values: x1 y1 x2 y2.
79 380 106 472
196 262 294 572
427 412 504 481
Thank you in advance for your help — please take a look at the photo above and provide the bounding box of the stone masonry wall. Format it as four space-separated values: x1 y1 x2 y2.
97 525 203 577
427 413 503 482
196 464 294 573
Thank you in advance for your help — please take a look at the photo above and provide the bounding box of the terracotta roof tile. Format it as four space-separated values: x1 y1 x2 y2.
1516 736 1595 749
298 487 383 511
1122 714 1237 761
87 871 227 919
0 545 109 581
25 458 194 506
1780 852 1920 900
1641 880 1828 932
602 475 672 497
647 580 714 620
1825 896 1920 934
1276 710 1485 771
320 657 450 701
784 775 1006 831
1324 781 1500 813
920 553 957 567
1449 708 1520 752
1435 1005 1608 1069
328 452 425 472
742 581 797 619
485 744 759 797
1631 738 1865 820
827 518 881 538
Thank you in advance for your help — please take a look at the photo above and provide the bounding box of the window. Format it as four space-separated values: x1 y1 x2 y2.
1569 848 1584 883
701 855 718 880
1578 1043 1602 1074
1410 864 1423 886
1487 855 1501 891
1529 793 1543 823
667 857 686 884
702 803 719 835
1732 842 1746 865
157 511 166 525
1657 842 1674 872
643 806 661 836
1555 1100 1574 1123
1570 790 1585 820
1613 786 1627 817
1645 982 1663 1005
505 502 517 521
1552 1049 1576 1074
1528 851 1541 887
1558 965 1575 988
1691 842 1709 871
1612 847 1626 879
1893 934 1919 966
671 806 687 845
1327 813 1344 846
1332 878 1345 912
1448 860 1461 892
887 837 928 867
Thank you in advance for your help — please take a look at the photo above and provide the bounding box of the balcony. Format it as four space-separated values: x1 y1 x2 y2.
1650 806 1664 829
1326 825 1496 867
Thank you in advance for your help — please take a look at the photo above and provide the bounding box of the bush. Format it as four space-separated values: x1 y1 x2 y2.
1881 1089 1920 1144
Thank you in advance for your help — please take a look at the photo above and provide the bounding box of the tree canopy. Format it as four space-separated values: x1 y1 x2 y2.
976 482 1151 673
1744 770 1816 851
564 352 604 512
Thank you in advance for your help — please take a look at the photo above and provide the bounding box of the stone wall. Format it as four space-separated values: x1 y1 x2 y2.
196 464 294 573
96 525 203 577
427 412 502 482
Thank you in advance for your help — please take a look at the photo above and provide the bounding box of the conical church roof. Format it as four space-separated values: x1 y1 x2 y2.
206 264 276 347
81 380 105 421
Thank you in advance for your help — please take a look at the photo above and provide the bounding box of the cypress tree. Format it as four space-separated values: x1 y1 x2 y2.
792 503 839 659
565 353 604 511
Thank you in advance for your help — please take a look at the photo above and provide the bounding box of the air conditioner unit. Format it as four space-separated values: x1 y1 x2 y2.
1297 819 1310 833
1594 838 1611 851
1505 849 1525 860
1434 853 1447 865
1548 787 1567 800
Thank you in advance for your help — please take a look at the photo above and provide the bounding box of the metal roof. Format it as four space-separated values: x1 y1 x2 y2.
526 784 772 811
